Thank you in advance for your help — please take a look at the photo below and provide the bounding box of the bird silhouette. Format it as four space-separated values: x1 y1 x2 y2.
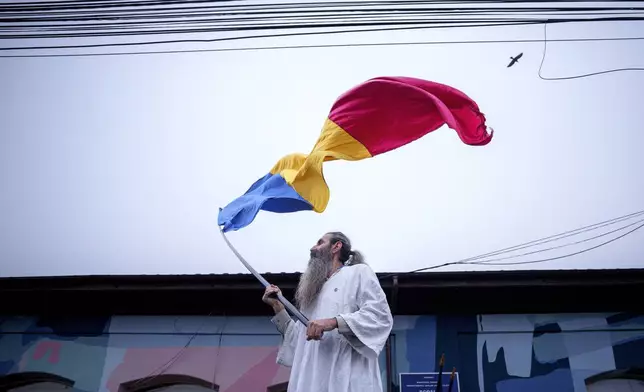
507 52 523 67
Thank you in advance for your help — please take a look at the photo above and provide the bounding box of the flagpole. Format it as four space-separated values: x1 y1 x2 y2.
437 353 445 392
218 225 310 326
448 367 456 392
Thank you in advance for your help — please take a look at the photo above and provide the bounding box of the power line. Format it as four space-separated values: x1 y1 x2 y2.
433 210 644 268
3 5 641 23
3 0 642 12
537 21 644 79
379 209 644 278
2 15 642 40
469 217 644 263
2 0 642 59
442 210 644 264
2 0 640 32
7 10 640 31
0 19 557 40
2 32 643 58
468 221 644 266
0 21 542 52
1 0 643 50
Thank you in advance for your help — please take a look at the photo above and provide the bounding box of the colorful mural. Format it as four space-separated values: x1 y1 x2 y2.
1 312 643 391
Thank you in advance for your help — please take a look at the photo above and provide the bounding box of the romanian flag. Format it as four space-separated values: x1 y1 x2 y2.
218 76 493 232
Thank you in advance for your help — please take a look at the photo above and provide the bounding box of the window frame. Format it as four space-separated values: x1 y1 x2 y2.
0 372 75 390
118 374 218 392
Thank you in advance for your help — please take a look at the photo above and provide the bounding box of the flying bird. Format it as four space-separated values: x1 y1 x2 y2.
507 52 523 67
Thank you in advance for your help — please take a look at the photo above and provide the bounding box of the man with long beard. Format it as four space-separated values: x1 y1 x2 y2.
262 231 393 392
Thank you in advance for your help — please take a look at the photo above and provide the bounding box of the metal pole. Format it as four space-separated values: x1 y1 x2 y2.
385 337 393 392
219 226 310 326
447 368 456 392
437 353 445 392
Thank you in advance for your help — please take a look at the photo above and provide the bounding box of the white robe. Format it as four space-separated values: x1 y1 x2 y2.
270 263 393 392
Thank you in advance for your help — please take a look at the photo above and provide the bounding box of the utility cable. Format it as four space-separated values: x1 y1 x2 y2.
467 220 644 266
379 209 644 278
0 20 543 52
2 0 643 55
410 209 644 271
0 19 557 40
211 314 227 389
538 21 644 80
3 0 644 12
467 217 644 263
430 210 644 263
3 26 644 58
3 5 641 23
1 3 643 45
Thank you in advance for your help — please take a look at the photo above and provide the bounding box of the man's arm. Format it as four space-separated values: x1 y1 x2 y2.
336 316 355 336
264 287 301 368
335 315 365 348
335 264 394 357
264 285 292 335
271 308 292 335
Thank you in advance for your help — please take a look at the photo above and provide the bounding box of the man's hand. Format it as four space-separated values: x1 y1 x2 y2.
262 285 285 314
306 318 338 341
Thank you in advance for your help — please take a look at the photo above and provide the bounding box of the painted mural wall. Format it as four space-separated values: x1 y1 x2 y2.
1 312 642 391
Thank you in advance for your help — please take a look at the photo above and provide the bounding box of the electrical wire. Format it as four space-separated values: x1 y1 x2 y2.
2 15 642 41
3 0 642 13
431 210 644 263
468 221 644 266
3 0 644 10
2 0 643 61
2 0 643 51
467 217 644 263
538 21 644 80
211 314 227 388
421 211 644 270
0 21 544 53
2 26 644 58
13 13 636 34
3 5 641 24
379 209 644 278
0 19 555 40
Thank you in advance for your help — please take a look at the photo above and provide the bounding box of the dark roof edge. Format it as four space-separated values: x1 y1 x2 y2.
2 268 643 315
2 268 644 291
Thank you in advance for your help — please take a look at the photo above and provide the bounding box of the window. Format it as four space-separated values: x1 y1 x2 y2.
8 382 73 392
119 374 218 392
0 372 75 391
267 382 288 392
586 368 644 392
587 379 644 392
137 386 216 392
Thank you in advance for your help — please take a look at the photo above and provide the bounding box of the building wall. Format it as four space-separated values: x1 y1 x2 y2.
1 312 643 391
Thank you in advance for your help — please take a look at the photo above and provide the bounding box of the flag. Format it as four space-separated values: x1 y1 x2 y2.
217 76 493 232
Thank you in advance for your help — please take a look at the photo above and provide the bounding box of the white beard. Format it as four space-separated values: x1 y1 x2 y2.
294 248 333 311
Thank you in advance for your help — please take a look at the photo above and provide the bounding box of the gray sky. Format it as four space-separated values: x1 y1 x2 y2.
1 5 643 277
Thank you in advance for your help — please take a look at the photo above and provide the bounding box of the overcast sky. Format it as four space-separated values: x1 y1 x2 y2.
1 4 643 277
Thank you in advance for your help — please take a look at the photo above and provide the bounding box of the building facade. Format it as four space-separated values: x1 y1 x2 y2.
1 269 643 392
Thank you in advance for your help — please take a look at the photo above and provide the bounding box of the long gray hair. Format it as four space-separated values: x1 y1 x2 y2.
326 231 365 266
